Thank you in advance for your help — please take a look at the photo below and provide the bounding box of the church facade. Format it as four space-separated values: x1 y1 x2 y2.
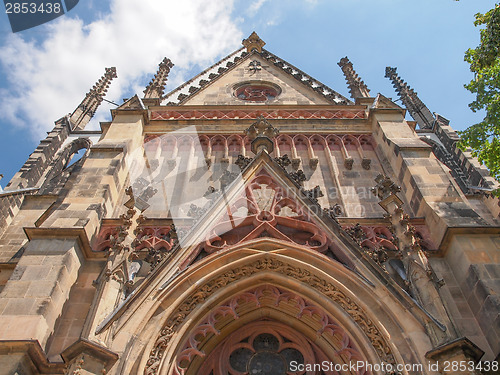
0 32 498 375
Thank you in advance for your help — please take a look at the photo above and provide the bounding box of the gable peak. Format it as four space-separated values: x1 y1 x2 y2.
242 31 266 53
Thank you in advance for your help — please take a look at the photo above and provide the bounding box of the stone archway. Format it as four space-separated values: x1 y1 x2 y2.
133 246 427 375
171 285 370 375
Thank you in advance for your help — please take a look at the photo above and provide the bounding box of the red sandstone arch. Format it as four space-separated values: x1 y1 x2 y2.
160 134 178 152
293 134 310 151
210 135 227 152
196 171 329 254
175 285 370 375
358 135 375 151
177 135 195 151
276 134 293 153
227 135 244 156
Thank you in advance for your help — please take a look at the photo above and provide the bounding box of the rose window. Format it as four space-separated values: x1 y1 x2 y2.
228 333 305 375
234 82 281 102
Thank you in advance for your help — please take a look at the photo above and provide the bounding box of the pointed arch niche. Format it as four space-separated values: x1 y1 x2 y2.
133 243 426 375
176 285 370 375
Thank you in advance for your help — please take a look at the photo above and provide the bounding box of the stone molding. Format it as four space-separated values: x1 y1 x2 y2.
144 257 397 374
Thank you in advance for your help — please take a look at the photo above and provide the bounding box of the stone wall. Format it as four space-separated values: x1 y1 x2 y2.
445 235 500 359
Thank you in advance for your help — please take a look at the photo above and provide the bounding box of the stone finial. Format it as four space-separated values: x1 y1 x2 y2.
245 116 279 140
244 116 279 154
143 57 174 99
242 31 266 53
384 66 434 129
337 57 370 99
70 67 117 131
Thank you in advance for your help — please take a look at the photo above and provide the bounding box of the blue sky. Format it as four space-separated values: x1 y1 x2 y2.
0 0 497 188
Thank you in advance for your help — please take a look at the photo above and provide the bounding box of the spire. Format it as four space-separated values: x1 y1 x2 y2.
384 67 434 129
143 57 174 99
69 67 117 131
337 57 370 99
242 31 265 53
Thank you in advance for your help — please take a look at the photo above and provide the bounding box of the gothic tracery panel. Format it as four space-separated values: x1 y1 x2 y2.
174 285 370 375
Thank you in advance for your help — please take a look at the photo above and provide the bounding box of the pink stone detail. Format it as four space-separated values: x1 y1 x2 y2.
175 284 364 374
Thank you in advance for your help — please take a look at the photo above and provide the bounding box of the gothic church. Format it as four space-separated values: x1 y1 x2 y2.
0 32 498 375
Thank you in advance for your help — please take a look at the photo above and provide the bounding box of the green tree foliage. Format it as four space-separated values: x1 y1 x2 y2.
460 5 500 188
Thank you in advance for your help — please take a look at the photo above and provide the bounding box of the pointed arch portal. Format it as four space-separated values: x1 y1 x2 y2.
140 248 408 375
175 285 369 375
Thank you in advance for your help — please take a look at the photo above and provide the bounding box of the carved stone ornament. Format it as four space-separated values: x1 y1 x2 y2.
248 59 262 73
244 116 279 141
289 169 306 185
174 285 367 374
344 157 354 170
244 116 279 154
364 246 389 268
323 203 343 220
302 185 324 204
361 158 372 170
337 56 371 99
309 157 319 169
371 175 450 345
203 186 221 202
371 174 401 201
187 204 207 219
143 57 174 99
385 66 434 129
274 154 292 169
220 170 239 190
345 223 366 245
70 67 117 131
108 188 137 255
197 172 329 254
235 154 252 170
144 258 397 374
130 223 178 273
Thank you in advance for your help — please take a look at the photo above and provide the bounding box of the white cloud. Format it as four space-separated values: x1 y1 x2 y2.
0 0 243 138
248 0 268 16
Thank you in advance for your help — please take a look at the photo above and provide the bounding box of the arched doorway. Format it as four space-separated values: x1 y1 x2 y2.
170 285 370 375
137 248 420 375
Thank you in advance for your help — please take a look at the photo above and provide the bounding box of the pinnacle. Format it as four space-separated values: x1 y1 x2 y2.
338 56 370 99
242 31 266 53
69 66 117 131
144 57 174 99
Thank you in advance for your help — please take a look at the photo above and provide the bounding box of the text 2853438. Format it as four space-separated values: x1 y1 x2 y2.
5 2 61 14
